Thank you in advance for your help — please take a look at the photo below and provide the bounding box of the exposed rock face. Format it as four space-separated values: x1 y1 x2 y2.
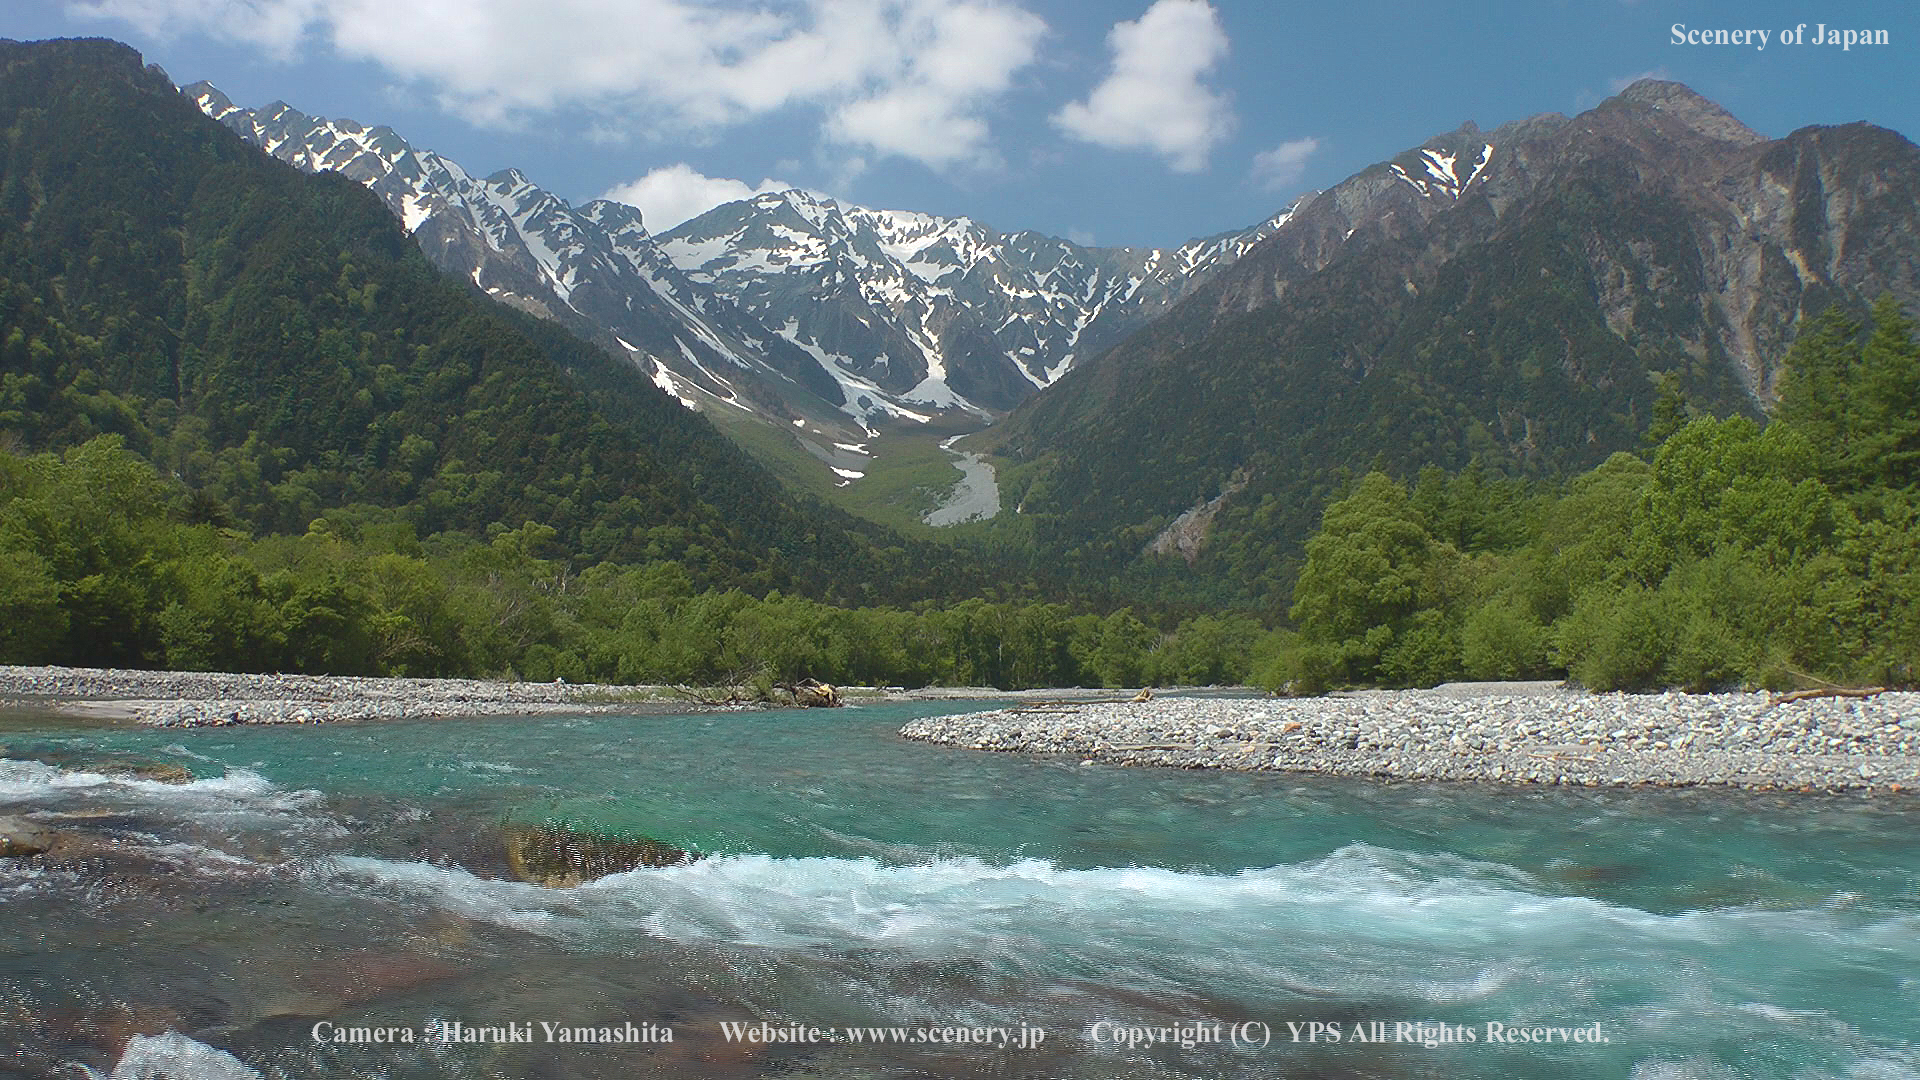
659 191 1299 415
1143 472 1249 564
500 823 698 887
993 80 1920 580
1143 81 1917 403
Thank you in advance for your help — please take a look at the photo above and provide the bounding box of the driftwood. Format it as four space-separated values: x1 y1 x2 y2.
669 676 842 708
1014 690 1157 710
1764 667 1891 707
668 683 759 706
778 678 842 708
1768 686 1887 705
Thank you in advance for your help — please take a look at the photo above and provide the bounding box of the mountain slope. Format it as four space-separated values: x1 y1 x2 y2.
989 81 1920 602
0 37 950 604
186 84 848 426
658 191 1298 416
186 84 1290 444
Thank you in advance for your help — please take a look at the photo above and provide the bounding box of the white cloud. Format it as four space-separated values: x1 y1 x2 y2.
1052 0 1232 172
600 165 794 232
69 0 1045 171
1250 137 1319 191
70 0 325 55
824 3 1042 169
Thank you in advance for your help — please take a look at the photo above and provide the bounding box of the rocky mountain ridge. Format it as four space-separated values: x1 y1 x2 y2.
187 83 1286 447
989 79 1920 587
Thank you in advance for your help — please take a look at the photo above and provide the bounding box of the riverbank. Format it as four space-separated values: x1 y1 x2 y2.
0 664 694 726
900 685 1920 792
0 665 1158 727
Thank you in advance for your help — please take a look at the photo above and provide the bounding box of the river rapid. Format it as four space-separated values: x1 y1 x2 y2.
1 702 1915 1079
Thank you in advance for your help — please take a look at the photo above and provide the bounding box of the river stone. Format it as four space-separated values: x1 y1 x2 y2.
0 816 60 857
96 763 195 784
501 823 699 887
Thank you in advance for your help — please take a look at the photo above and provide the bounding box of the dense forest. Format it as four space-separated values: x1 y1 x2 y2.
1271 299 1920 693
0 436 1276 687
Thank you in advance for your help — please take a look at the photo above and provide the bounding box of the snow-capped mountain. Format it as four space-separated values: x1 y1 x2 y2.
187 83 843 428
659 192 1299 413
186 81 1290 443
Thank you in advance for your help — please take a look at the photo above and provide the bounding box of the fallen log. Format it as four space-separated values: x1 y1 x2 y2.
1768 686 1887 705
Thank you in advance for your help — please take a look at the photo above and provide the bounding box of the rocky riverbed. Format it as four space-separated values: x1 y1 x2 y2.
0 664 674 726
0 665 1154 727
901 684 1920 792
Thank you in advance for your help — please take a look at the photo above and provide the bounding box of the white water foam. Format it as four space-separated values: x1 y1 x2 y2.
312 842 1920 1011
0 760 284 803
0 759 342 848
104 1031 263 1080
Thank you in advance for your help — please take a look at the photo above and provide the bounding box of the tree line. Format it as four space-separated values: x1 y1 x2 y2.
1269 299 1920 693
0 435 1280 689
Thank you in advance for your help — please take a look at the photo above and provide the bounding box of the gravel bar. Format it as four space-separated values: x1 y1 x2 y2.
0 665 670 727
900 685 1920 792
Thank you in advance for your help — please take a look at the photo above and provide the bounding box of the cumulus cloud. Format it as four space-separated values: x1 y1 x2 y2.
1052 0 1232 172
70 0 1046 171
1250 137 1319 191
70 0 325 55
600 165 795 232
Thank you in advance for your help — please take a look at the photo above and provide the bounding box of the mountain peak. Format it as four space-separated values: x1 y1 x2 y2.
1612 79 1765 145
485 167 534 190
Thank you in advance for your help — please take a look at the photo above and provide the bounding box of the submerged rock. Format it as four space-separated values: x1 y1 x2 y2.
0 816 59 857
96 762 195 784
500 822 698 887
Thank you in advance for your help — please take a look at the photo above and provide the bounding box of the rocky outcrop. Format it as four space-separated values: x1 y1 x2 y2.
500 823 698 887
791 679 843 708
0 816 59 857
96 763 194 784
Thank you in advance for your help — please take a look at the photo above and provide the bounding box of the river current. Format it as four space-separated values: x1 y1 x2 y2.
1 702 1915 1078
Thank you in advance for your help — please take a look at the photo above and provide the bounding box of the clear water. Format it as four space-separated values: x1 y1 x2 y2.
1 702 1916 1079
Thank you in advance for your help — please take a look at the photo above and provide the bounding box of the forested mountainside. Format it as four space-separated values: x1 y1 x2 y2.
986 80 1920 608
0 38 964 606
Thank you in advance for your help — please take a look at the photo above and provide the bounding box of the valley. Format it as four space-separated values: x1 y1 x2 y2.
1 36 1917 694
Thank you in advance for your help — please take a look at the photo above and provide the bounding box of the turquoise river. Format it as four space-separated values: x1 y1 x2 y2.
1 700 1916 1079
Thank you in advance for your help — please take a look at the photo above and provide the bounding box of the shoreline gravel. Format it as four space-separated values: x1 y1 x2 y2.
900 685 1920 793
0 665 687 726
0 665 1131 727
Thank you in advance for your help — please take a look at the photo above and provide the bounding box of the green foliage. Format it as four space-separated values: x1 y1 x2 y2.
1278 296 1920 692
0 437 1292 687
1459 598 1552 680
1286 472 1469 687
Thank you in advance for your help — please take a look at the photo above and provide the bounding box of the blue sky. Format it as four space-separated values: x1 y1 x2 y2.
10 1 1915 247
